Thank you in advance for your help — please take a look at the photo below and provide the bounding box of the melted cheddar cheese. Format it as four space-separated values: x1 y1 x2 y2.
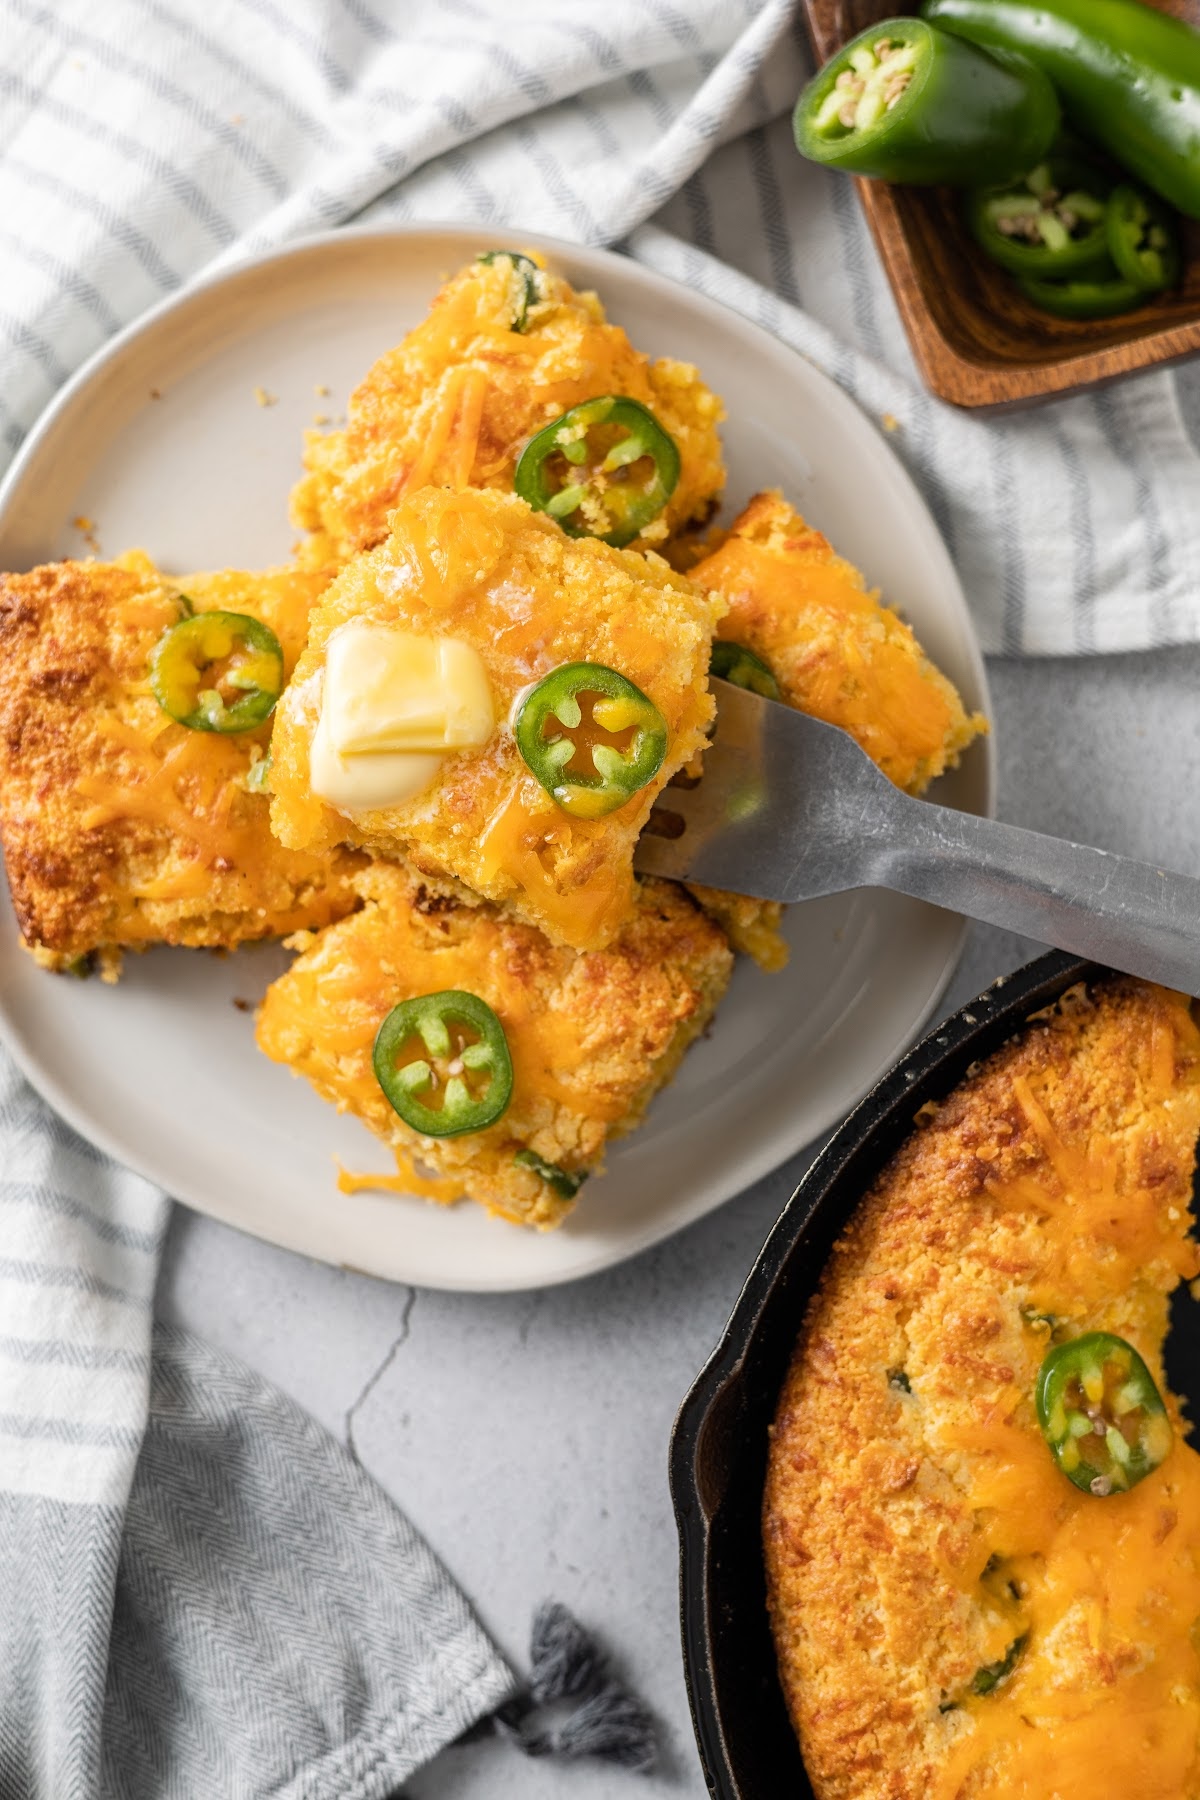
256 859 733 1230
764 980 1200 1800
690 489 985 795
0 551 360 966
269 487 725 952
290 250 725 566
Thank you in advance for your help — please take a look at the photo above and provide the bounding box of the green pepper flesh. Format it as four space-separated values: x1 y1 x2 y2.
794 16 1060 186
151 610 284 734
514 396 680 547
513 662 668 819
478 249 544 332
1035 1330 1172 1496
710 640 781 702
513 1148 586 1199
373 990 513 1138
1105 183 1181 294
1017 271 1147 320
923 0 1200 219
966 157 1113 279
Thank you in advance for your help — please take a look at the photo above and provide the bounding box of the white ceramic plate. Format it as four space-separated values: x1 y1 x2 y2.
0 225 994 1292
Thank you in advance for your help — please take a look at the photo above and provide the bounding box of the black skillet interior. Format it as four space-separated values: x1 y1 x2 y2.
670 950 1200 1800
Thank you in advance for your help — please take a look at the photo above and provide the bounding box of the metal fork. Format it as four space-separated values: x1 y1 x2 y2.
633 680 1200 992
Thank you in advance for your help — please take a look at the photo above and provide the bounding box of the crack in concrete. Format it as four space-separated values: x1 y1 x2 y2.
344 1285 417 1463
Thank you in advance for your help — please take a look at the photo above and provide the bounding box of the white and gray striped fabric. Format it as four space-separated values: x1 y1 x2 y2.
3 2 1200 1794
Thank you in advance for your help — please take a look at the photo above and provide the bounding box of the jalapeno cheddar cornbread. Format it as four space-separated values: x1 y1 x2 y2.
256 859 733 1229
291 248 725 567
687 490 987 968
764 978 1200 1800
269 486 724 952
0 552 361 976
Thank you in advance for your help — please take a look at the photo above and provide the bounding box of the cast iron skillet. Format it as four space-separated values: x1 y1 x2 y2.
670 949 1200 1799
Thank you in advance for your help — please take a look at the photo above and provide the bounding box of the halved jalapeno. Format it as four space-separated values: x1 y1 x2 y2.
710 640 781 701
373 990 513 1138
514 396 680 547
1036 1330 1172 1496
514 662 668 819
478 249 544 332
151 610 284 733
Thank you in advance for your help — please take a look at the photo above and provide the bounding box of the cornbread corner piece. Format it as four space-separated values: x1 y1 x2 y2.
0 551 361 974
687 489 988 970
290 248 725 566
269 486 725 952
256 858 734 1230
763 977 1200 1800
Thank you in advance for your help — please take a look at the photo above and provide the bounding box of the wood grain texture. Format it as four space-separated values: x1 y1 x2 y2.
799 0 1200 409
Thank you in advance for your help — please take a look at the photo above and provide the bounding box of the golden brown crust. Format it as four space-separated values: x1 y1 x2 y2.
0 552 361 964
256 860 733 1228
764 979 1200 1800
291 252 725 566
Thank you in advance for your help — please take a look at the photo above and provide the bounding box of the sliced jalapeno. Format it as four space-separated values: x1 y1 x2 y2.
151 610 284 733
514 396 680 547
966 157 1112 280
513 1148 586 1199
1036 1330 1172 1497
1016 271 1147 320
373 990 513 1138
972 1634 1027 1696
1105 183 1181 295
710 640 781 702
513 662 668 819
478 249 544 332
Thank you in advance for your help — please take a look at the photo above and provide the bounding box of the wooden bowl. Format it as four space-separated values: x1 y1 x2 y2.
798 0 1200 409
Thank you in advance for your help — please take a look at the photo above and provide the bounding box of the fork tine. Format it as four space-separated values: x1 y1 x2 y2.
633 678 893 898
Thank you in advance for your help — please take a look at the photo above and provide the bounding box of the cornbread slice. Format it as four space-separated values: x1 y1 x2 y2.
0 552 361 975
256 859 733 1229
290 249 725 566
269 486 725 952
764 978 1200 1800
688 491 987 968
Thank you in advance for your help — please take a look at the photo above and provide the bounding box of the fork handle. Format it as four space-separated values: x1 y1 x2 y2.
871 796 1200 993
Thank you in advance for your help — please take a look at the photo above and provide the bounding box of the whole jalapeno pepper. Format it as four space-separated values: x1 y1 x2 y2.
513 661 668 820
710 640 782 702
477 249 545 332
923 0 1200 219
793 16 1059 186
1105 183 1181 294
1035 1330 1173 1496
965 156 1112 280
514 396 681 547
373 989 513 1138
151 609 284 733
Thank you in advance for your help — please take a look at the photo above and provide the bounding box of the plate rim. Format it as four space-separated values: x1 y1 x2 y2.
0 221 996 1292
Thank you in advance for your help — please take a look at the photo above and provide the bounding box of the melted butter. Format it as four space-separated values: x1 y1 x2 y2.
310 623 494 815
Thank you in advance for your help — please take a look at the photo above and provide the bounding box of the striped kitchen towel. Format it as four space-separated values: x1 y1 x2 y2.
0 1053 518 1799
2 3 1200 1796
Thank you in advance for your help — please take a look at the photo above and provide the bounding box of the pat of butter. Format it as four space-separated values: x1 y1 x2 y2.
309 624 494 814
325 625 493 755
